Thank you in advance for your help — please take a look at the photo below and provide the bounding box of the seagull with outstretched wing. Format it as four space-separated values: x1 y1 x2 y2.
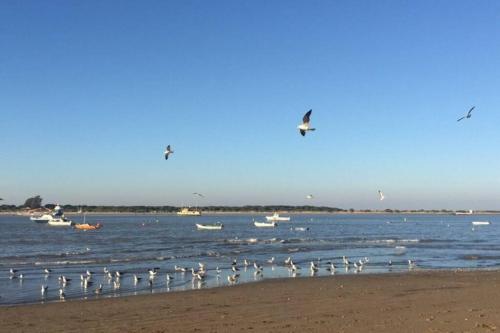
297 109 316 136
164 145 173 160
457 106 475 122
193 192 204 198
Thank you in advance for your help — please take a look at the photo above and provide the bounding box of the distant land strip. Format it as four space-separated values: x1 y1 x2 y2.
1 205 499 215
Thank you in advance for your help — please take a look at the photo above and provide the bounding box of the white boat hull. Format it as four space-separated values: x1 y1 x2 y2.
196 223 223 230
265 213 290 222
254 221 277 228
30 214 52 223
472 221 491 226
265 216 290 222
48 218 73 226
177 208 202 216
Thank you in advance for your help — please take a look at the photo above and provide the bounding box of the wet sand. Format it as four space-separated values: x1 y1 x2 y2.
2 270 500 332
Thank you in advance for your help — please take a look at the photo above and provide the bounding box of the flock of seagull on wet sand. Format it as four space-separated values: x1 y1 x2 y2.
7 255 419 301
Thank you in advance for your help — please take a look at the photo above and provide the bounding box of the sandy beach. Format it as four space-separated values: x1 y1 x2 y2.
2 270 500 332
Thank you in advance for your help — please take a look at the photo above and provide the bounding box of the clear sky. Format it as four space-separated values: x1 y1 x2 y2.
1 1 499 209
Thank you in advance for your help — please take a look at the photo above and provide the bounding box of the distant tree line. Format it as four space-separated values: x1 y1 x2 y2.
0 196 497 214
0 204 488 214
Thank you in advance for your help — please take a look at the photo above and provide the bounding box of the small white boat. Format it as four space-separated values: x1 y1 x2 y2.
472 221 491 226
454 210 474 215
196 223 223 230
254 221 277 228
30 213 53 223
265 212 290 222
177 208 202 216
48 217 73 226
45 205 73 226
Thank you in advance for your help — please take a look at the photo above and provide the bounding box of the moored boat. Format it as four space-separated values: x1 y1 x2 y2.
454 210 474 215
177 208 202 216
30 213 53 223
265 212 290 222
47 205 73 226
196 222 223 230
48 217 73 226
254 221 277 228
75 223 102 230
472 221 491 226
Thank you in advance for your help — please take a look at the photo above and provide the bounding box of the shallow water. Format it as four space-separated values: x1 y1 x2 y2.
1 213 499 305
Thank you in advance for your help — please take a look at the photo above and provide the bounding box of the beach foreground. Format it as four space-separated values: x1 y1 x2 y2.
2 270 500 332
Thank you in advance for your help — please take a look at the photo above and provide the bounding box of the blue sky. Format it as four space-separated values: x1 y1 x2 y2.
1 1 499 209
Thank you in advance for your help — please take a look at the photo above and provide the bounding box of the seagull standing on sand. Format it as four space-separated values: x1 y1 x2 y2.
164 145 174 160
174 265 187 273
342 256 350 266
148 268 158 278
83 278 92 289
457 106 475 122
253 261 263 271
227 274 240 284
378 190 385 201
297 109 316 136
310 261 319 273
59 289 65 300
95 284 103 295
41 285 48 296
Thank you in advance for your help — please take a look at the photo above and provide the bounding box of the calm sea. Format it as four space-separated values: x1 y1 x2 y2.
1 213 499 305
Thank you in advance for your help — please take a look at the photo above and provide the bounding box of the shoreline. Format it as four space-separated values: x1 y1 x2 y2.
2 270 500 332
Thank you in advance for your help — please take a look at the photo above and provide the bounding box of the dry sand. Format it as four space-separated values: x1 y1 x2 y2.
2 270 500 332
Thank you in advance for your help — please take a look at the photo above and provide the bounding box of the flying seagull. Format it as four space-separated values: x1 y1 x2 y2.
306 194 314 199
164 145 173 160
193 192 204 198
378 190 385 201
297 109 316 136
457 106 475 122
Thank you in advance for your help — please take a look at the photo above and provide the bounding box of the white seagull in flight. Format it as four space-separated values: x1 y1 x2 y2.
193 192 204 198
457 106 475 122
306 194 314 199
164 145 173 160
298 109 316 136
378 190 385 201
